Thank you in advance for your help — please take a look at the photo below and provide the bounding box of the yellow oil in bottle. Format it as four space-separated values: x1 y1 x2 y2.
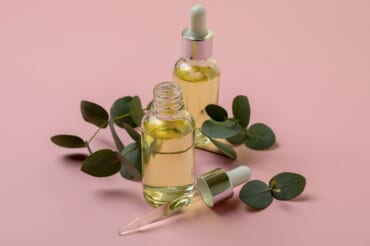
142 115 194 207
173 61 220 146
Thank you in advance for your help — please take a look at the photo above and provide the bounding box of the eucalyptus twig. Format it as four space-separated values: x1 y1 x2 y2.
87 122 108 143
113 113 131 122
85 142 92 154
239 173 306 209
51 95 278 182
109 119 125 151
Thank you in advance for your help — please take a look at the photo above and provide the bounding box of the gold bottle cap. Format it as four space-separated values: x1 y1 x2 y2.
197 166 251 207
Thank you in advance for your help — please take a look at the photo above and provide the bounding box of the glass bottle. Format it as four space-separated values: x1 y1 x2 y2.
173 5 220 146
141 82 195 207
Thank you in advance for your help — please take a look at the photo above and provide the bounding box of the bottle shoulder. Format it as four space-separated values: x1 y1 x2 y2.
173 57 220 82
142 109 194 126
141 110 195 137
174 57 219 70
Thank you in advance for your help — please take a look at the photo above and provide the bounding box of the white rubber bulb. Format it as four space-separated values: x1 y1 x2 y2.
189 4 208 38
227 166 252 187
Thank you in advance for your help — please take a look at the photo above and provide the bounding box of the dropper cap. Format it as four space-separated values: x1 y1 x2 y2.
187 5 208 39
182 5 213 60
197 166 252 207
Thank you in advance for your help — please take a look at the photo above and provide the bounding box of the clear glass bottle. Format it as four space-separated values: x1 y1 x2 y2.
173 58 220 129
141 82 195 207
173 5 220 146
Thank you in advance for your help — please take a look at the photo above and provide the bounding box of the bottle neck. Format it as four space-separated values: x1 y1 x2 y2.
152 82 184 114
182 29 213 60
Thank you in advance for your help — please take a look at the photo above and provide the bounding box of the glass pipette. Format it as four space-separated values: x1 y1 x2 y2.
118 166 251 236
118 190 201 236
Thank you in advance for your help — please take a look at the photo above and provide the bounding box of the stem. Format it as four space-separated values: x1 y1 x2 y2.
109 119 125 151
86 142 92 154
86 122 108 143
113 113 131 122
111 107 146 124
88 127 102 143
243 128 250 136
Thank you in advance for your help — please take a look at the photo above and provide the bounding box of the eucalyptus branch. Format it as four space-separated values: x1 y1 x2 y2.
50 91 306 212
85 142 93 154
87 122 108 143
112 113 131 122
51 95 276 180
239 173 306 209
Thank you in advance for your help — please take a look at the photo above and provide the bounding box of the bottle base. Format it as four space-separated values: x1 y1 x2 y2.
143 184 195 207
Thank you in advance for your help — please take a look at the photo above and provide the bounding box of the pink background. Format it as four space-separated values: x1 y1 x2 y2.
1 0 370 245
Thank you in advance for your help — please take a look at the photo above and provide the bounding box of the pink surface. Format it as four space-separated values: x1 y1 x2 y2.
1 0 370 245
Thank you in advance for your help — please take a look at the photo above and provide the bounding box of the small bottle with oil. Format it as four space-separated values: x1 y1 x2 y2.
173 5 220 146
141 82 195 207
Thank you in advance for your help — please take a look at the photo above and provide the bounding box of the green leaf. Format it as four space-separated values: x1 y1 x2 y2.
201 119 243 139
130 96 144 126
239 180 273 209
81 149 121 177
205 104 228 122
226 132 246 145
110 96 137 128
244 123 276 150
208 137 237 160
232 95 250 128
115 151 142 179
109 120 124 151
80 101 108 128
122 123 141 144
146 100 153 110
51 135 86 148
120 143 142 180
269 172 306 200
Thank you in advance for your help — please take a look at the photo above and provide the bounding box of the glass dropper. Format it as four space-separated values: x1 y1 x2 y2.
118 166 251 236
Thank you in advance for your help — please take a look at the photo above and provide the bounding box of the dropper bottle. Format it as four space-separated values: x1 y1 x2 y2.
141 82 195 207
173 5 220 146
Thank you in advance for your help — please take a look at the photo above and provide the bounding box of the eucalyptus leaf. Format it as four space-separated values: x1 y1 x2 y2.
81 149 121 177
202 119 243 139
110 96 137 128
121 142 139 155
269 172 306 200
226 132 246 145
146 100 153 110
80 101 108 128
109 120 124 151
120 143 142 180
239 180 273 209
245 123 276 150
208 137 237 160
51 135 86 148
205 104 228 122
232 95 250 128
115 151 142 179
122 123 141 144
130 96 144 126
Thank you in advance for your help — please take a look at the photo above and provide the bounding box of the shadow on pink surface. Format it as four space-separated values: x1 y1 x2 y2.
95 137 118 150
211 197 241 215
244 193 315 213
94 189 146 208
289 193 315 202
62 153 88 163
